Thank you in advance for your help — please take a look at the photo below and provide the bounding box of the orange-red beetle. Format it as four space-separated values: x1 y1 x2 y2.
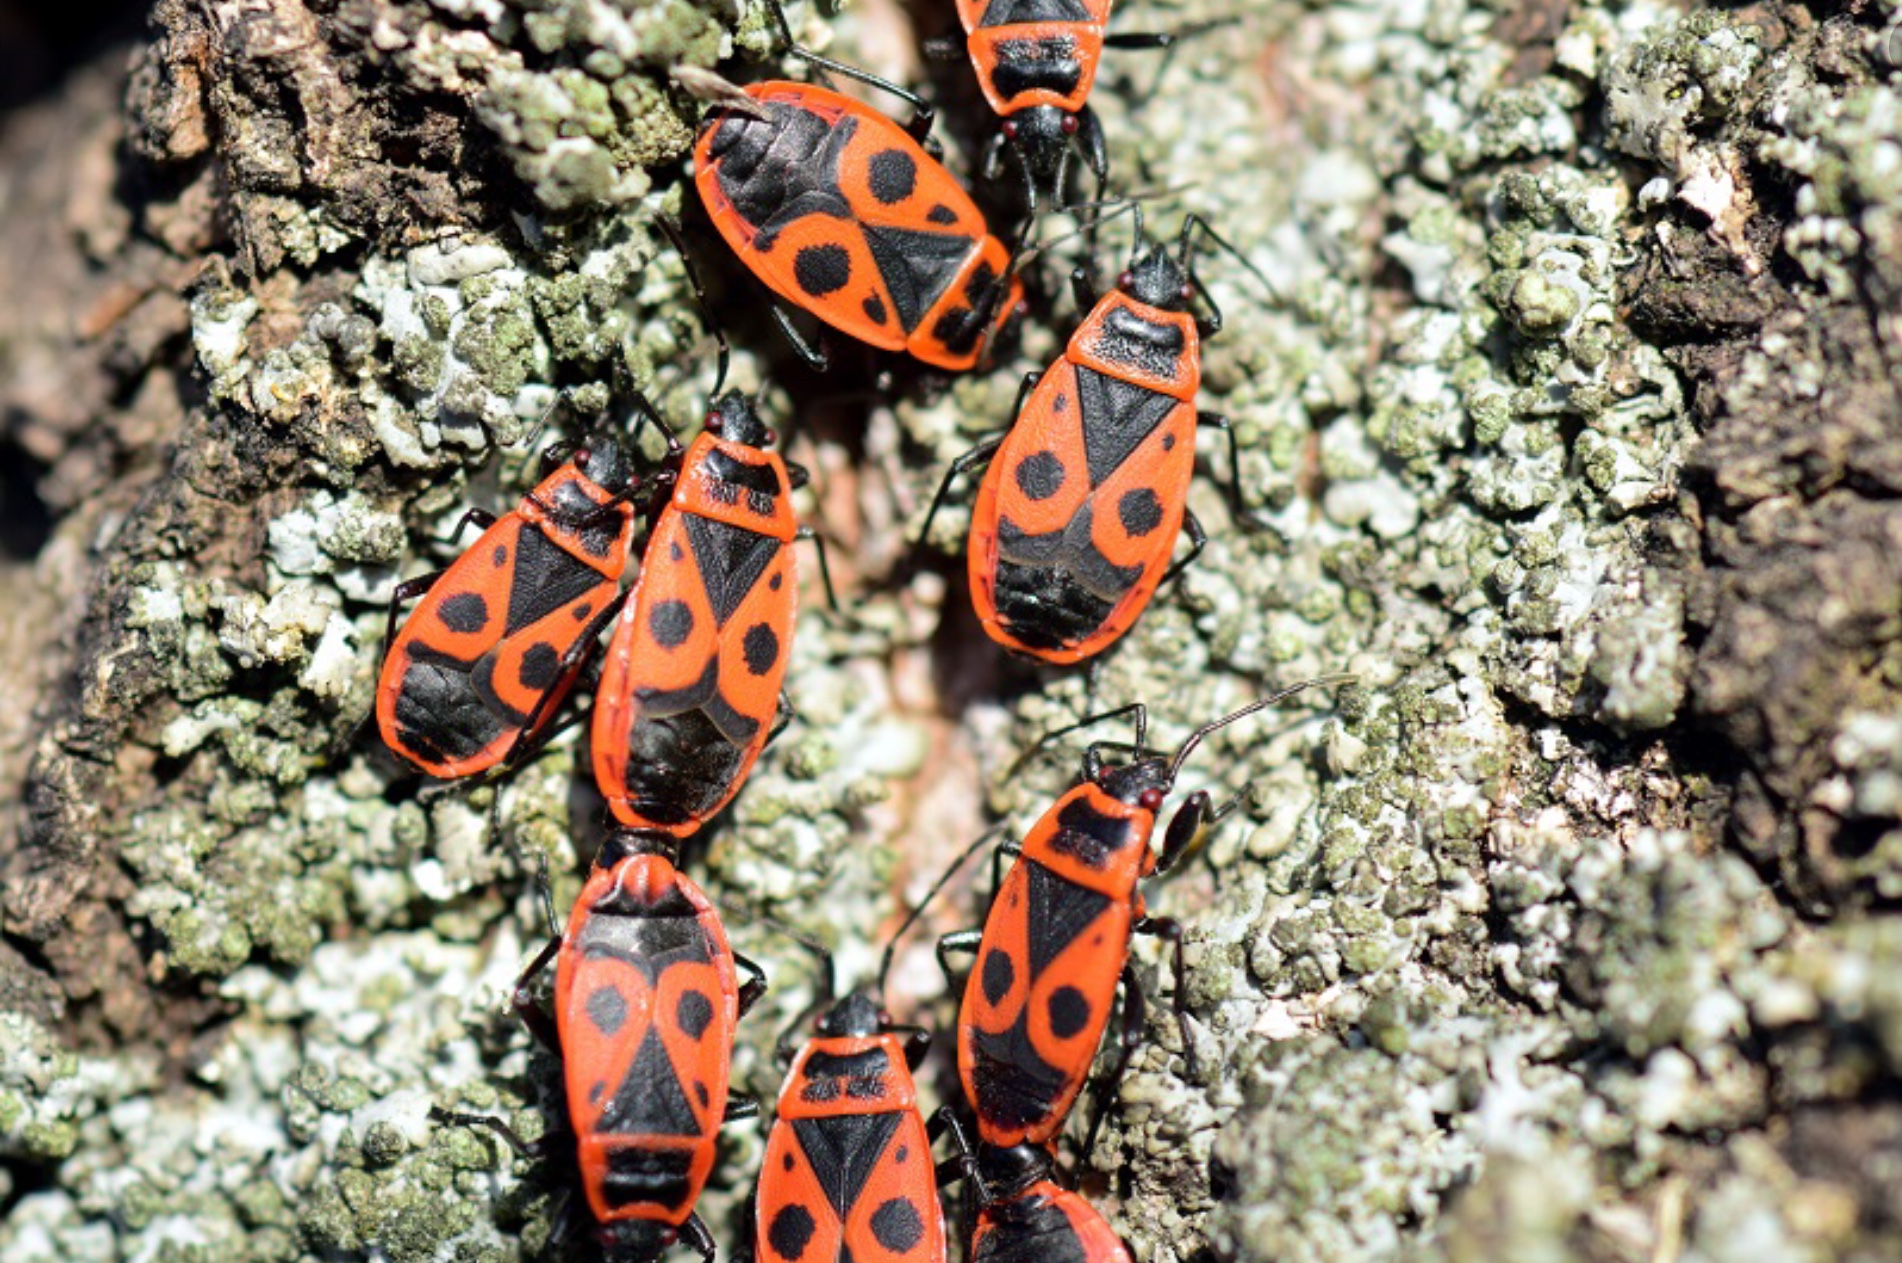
693 80 1023 372
938 683 1346 1150
376 442 640 777
755 989 947 1263
923 212 1268 665
590 393 804 836
949 0 1220 208
433 830 767 1262
751 837 992 1263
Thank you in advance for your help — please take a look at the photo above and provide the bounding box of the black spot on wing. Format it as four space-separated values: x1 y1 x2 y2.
868 149 918 204
982 947 1016 1005
1014 451 1065 501
517 642 561 692
871 1198 926 1253
1118 487 1164 537
437 592 489 635
743 623 781 676
587 985 628 1035
795 243 853 297
677 989 714 1039
926 204 960 225
651 599 695 648
768 1202 817 1261
1047 986 1090 1039
863 293 889 325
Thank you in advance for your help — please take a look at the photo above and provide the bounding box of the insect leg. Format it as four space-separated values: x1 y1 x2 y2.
1197 409 1269 532
1080 959 1148 1162
427 1105 545 1158
1134 914 1196 1079
1158 508 1207 590
736 950 769 1018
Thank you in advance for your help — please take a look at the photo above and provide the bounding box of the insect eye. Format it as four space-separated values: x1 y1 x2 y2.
1118 270 1135 289
762 429 778 447
1002 119 1018 139
1140 788 1165 811
1179 284 1193 300
575 446 593 466
705 412 723 432
1060 114 1079 135
879 1008 894 1026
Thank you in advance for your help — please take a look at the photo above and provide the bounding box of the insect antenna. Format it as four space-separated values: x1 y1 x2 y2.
874 829 1000 1007
1165 673 1358 784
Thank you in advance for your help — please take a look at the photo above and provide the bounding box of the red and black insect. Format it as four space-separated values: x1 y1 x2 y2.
949 0 1217 208
376 439 642 778
752 833 994 1263
692 65 1025 371
942 1131 1133 1263
590 391 822 837
433 829 766 1262
937 681 1347 1152
921 209 1270 665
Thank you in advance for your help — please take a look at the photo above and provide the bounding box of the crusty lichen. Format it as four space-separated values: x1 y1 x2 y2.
8 1 1902 1262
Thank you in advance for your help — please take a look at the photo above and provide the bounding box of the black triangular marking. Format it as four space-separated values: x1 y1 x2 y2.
790 1112 902 1218
860 224 973 333
978 0 1092 27
505 524 603 635
1023 861 1112 980
682 515 780 628
1073 365 1177 489
598 1026 701 1138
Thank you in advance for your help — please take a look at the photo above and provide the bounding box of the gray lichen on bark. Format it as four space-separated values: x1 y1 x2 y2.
4 1 1902 1262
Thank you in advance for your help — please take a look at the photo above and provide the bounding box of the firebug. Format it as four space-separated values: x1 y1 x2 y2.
920 207 1274 665
750 833 996 1263
937 679 1351 1152
590 390 828 837
939 1127 1133 1263
376 438 642 778
432 829 767 1262
689 3 1025 372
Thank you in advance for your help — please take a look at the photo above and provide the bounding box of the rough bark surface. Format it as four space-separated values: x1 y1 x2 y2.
4 2 1902 1262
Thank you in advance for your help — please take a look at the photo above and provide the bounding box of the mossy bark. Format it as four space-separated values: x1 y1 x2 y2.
4 2 1902 1262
